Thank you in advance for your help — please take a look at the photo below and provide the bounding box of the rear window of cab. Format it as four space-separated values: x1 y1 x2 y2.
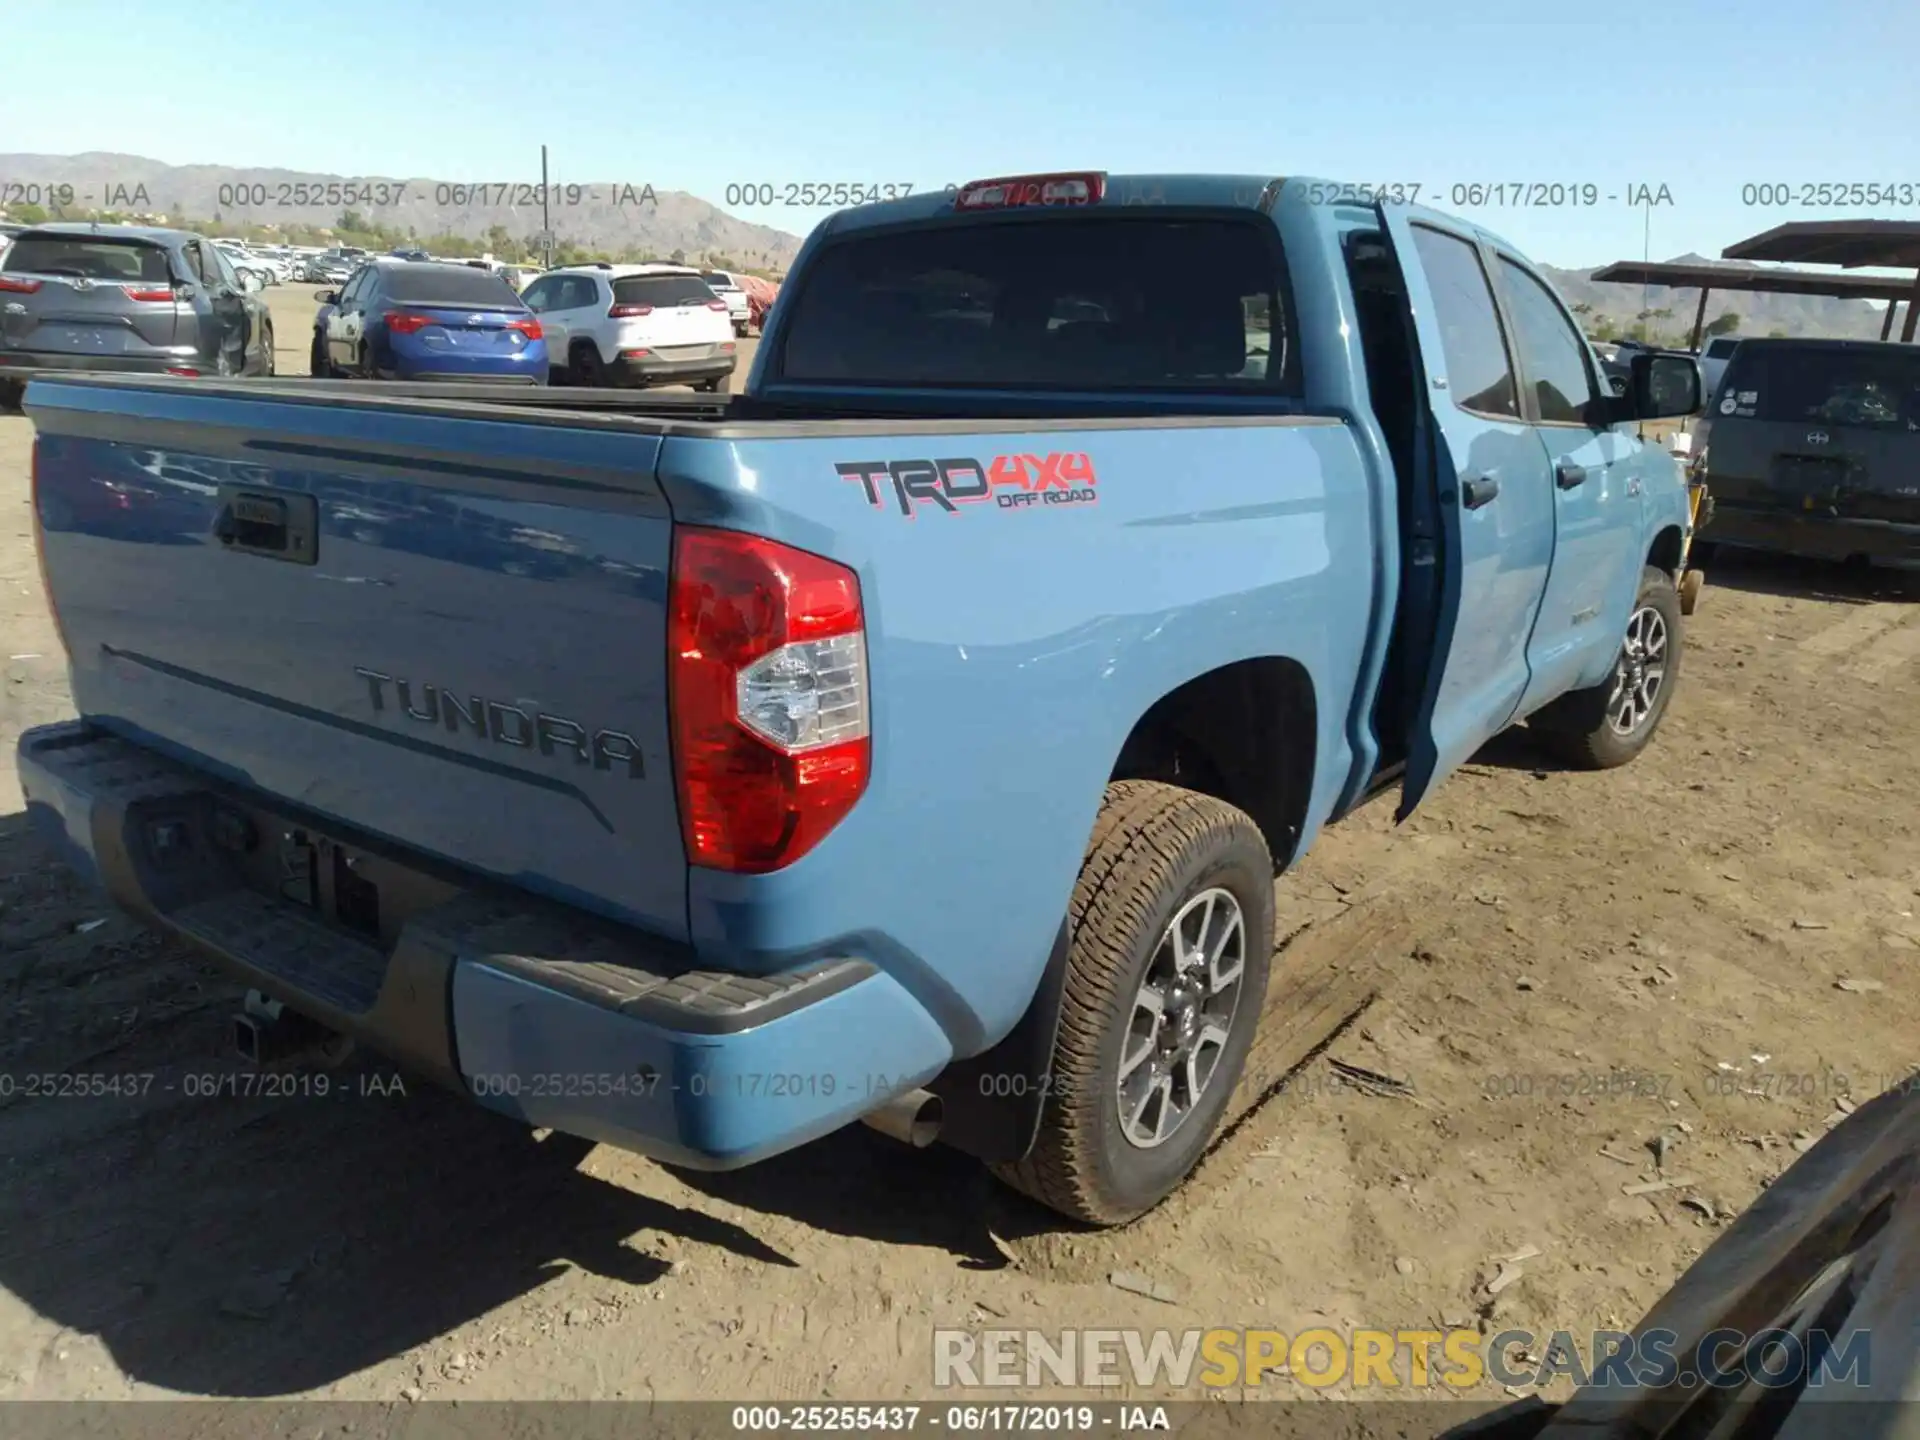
773 214 1296 393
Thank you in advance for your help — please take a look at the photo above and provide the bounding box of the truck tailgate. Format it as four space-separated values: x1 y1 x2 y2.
27 380 688 940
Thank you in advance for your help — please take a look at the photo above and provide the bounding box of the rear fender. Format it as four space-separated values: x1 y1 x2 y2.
925 921 1070 1163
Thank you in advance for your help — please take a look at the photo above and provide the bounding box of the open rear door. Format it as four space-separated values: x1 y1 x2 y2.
1372 203 1555 820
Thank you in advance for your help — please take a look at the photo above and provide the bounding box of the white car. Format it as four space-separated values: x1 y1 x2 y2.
214 243 286 287
1697 336 1740 403
699 269 753 337
520 263 737 390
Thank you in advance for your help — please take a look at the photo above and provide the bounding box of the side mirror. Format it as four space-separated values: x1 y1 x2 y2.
315 290 339 305
1632 352 1702 420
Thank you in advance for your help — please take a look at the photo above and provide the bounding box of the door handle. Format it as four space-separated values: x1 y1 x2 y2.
1461 477 1501 510
1556 461 1588 489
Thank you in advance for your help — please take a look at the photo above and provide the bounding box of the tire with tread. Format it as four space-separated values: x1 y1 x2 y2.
990 780 1273 1226
571 341 606 387
1530 565 1683 769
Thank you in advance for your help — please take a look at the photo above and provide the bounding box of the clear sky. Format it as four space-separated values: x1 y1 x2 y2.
5 0 1918 270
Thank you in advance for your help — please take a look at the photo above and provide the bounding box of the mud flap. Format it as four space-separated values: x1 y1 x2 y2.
924 921 1071 1164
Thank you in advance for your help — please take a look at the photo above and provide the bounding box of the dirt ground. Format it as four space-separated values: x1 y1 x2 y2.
1 346 1917 1414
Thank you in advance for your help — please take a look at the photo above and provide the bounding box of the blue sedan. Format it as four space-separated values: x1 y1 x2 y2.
311 260 549 384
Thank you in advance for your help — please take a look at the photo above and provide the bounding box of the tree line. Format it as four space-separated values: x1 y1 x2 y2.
0 201 783 279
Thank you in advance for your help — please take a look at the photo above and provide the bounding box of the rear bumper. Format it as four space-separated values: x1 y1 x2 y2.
607 351 735 386
388 369 545 385
0 351 197 378
1703 504 1920 565
16 722 951 1169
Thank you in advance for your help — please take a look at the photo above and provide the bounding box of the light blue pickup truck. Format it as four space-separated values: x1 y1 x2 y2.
18 173 1701 1224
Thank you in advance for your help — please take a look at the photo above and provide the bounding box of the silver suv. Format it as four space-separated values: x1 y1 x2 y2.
0 225 275 403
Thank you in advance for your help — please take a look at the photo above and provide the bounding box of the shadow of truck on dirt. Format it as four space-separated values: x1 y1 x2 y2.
1692 544 1920 604
0 808 1065 1396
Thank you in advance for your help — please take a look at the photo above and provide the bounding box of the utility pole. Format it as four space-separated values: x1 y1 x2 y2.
540 145 553 269
1640 198 1652 343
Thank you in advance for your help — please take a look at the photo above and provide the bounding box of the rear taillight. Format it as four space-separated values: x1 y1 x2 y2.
706 300 729 312
0 275 44 294
510 317 543 340
609 303 653 318
384 311 434 334
122 285 175 302
164 366 200 377
669 527 870 873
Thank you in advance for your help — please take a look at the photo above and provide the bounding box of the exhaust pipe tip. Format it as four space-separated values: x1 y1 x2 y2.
861 1087 943 1149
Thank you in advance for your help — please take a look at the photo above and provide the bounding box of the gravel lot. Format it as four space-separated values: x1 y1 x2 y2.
0 360 1917 1410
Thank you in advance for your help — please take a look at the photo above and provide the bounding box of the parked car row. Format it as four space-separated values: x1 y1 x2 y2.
305 256 747 389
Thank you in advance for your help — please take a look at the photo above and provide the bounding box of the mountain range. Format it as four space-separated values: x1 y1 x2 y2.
0 156 1898 338
0 152 806 272
1536 253 1890 342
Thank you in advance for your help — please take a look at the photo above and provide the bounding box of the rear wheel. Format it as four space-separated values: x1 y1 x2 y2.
1530 565 1683 769
309 334 330 378
571 341 606 387
260 325 275 376
990 781 1274 1225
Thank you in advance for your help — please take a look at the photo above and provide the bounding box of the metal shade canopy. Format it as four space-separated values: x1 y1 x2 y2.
1721 221 1920 345
1590 220 1920 350
1590 260 1916 301
1723 219 1920 270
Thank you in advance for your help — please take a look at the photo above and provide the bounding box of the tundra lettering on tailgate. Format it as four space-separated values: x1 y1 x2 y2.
353 668 644 778
836 452 1098 518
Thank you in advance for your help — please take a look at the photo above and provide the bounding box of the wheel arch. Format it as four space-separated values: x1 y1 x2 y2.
929 655 1318 1166
1108 654 1319 873
1647 523 1685 578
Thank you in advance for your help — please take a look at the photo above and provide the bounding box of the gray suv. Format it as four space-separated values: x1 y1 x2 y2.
0 225 274 404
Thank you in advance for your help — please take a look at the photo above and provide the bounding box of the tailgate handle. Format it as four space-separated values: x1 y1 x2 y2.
215 487 318 565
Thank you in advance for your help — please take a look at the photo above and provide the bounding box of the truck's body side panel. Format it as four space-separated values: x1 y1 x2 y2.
655 416 1378 1054
30 380 691 941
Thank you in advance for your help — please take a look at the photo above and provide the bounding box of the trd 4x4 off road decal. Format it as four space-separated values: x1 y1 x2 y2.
836 453 1098 518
